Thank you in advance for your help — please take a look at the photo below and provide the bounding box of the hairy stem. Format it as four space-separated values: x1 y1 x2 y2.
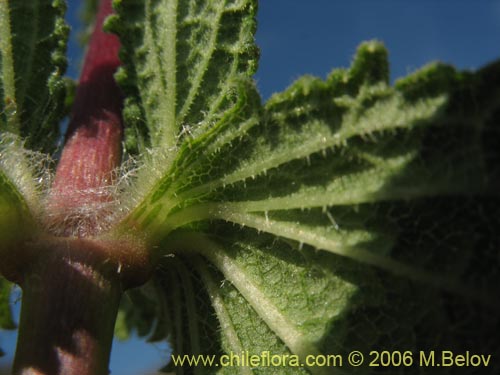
13 239 121 375
47 0 123 237
11 1 131 374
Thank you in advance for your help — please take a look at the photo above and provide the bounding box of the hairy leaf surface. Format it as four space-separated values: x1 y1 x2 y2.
115 38 500 374
0 0 68 151
110 0 259 154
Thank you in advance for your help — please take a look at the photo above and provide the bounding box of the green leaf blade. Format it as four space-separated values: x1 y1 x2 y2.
116 37 500 374
0 169 34 246
0 0 19 134
111 0 259 153
0 0 68 151
127 43 500 243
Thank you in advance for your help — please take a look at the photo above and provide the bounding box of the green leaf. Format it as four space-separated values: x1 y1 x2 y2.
155 257 226 374
0 171 31 241
0 141 37 250
122 42 499 240
0 0 68 152
0 0 18 134
0 132 43 220
109 0 259 154
170 230 365 375
119 40 500 374
117 77 261 239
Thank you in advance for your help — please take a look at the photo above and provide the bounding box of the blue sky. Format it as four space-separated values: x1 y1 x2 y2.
1 1 499 374
255 1 500 99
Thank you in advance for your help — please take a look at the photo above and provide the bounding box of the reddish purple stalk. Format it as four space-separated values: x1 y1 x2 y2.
11 2 149 374
48 0 123 237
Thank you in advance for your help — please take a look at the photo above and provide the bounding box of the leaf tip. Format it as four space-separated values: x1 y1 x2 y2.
349 40 389 86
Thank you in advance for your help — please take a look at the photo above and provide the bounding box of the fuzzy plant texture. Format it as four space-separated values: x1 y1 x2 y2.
1 0 500 374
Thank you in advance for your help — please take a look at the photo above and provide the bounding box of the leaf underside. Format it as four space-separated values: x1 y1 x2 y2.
109 0 259 154
112 0 500 373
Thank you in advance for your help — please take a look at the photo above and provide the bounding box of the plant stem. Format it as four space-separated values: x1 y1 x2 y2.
11 1 134 374
47 0 123 237
13 239 122 375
